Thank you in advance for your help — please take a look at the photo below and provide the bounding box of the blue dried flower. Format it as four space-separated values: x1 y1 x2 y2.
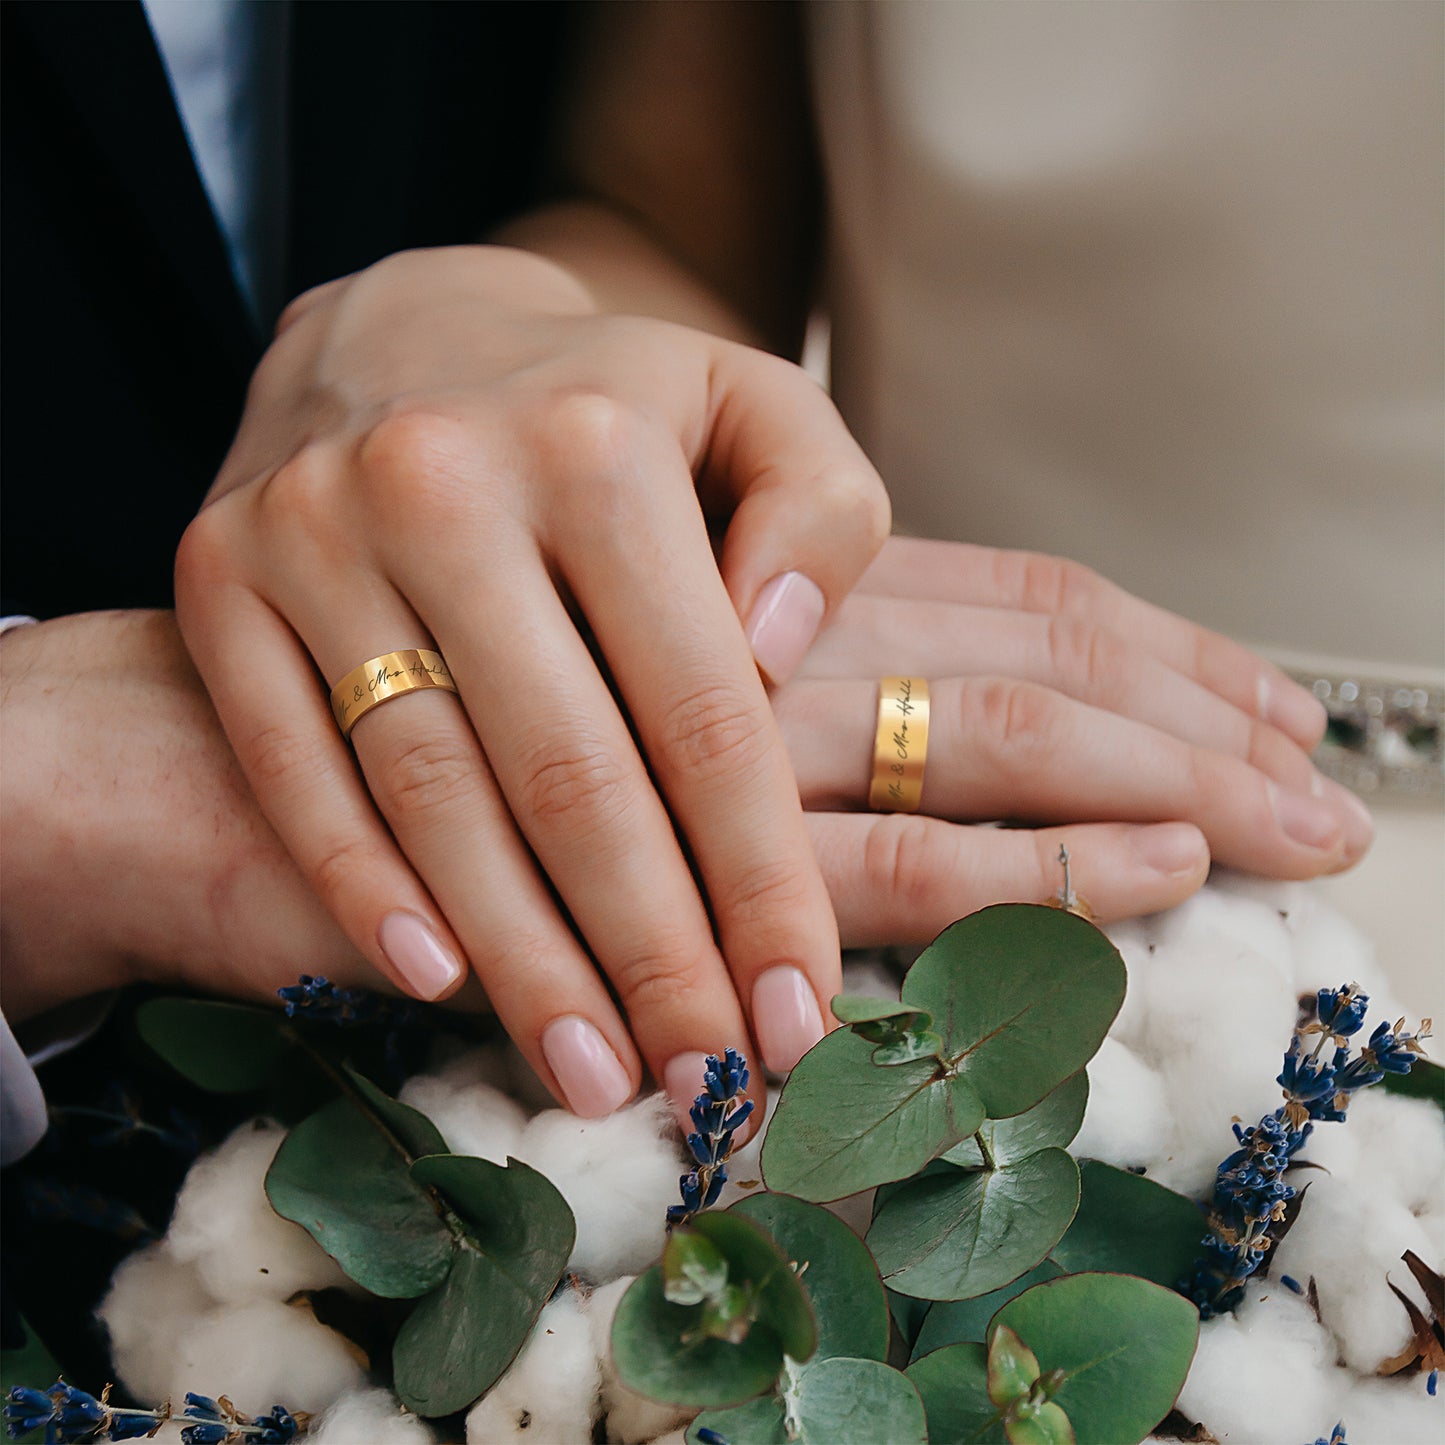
1428 1370 1438 1397
179 1426 229 1445
1306 1425 1346 1445
1316 985 1368 1038
667 1050 749 1228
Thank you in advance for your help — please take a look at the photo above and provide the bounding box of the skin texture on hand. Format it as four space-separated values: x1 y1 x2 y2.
174 244 890 1126
0 611 387 1022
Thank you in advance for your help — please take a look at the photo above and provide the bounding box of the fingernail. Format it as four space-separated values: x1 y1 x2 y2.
664 1051 713 1135
746 572 826 686
377 910 465 1000
1131 822 1207 876
1319 777 1374 860
541 1016 635 1118
1258 673 1328 743
1269 783 1344 851
751 965 825 1073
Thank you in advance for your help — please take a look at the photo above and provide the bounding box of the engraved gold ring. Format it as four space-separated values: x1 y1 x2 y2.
868 676 930 812
329 649 459 739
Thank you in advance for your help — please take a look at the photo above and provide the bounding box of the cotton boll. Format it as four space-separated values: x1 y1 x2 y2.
308 1388 434 1445
398 1073 528 1162
585 1277 695 1445
838 952 903 1003
1072 1039 1170 1168
1176 1286 1341 1444
1167 875 1297 985
1321 1371 1444 1444
165 1119 351 1304
1340 1089 1445 1215
1101 914 1165 1051
465 1289 599 1444
164 1298 365 1415
98 1243 213 1402
513 1093 681 1281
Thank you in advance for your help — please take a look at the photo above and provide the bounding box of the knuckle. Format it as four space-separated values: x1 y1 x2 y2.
1047 614 1120 696
243 721 330 791
542 390 643 473
354 409 473 515
609 935 704 1019
174 507 234 601
378 734 479 820
719 855 816 931
819 462 893 551
658 684 770 783
1009 550 1102 617
258 445 344 543
517 742 634 829
310 835 392 908
862 813 948 913
968 678 1058 773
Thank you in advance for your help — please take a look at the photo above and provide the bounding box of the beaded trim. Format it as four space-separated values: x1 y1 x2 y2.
1289 670 1443 803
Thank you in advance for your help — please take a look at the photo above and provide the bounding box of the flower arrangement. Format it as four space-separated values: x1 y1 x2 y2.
4 887 1441 1444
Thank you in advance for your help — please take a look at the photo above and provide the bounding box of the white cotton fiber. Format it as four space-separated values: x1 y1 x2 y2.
1177 1286 1340 1444
585 1277 695 1445
512 1093 681 1281
398 1069 529 1163
164 1119 351 1304
307 1387 434 1444
1072 1038 1170 1167
465 1289 599 1444
162 1298 365 1416
98 1243 213 1402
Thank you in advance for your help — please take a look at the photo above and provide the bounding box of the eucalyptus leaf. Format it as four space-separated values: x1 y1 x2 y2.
136 997 289 1093
906 1343 1005 1444
265 1097 453 1298
664 1229 732 1307
611 1212 816 1408
987 1324 1041 1408
902 906 1126 1120
1382 1057 1444 1110
993 1273 1199 1444
944 1072 1089 1168
911 1261 1063 1361
392 1154 574 1417
611 1267 790 1409
346 1066 448 1157
831 995 944 1065
732 1193 890 1363
761 1028 985 1201
787 1357 928 1444
1008 1401 1076 1445
1051 1162 1204 1288
689 1395 789 1445
869 1150 1079 1301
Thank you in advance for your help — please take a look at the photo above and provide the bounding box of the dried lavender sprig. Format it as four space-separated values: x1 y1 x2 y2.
1183 985 1430 1318
667 1048 751 1228
4 1382 303 1445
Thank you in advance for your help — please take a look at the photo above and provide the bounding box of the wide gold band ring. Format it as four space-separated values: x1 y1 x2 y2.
329 649 458 739
868 676 930 812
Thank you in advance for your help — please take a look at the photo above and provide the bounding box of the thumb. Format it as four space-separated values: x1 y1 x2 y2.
701 343 891 685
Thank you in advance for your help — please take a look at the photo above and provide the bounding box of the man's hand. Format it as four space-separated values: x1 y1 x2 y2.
0 611 381 1021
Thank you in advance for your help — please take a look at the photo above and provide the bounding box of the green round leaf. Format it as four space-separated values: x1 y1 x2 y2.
994 1273 1200 1444
1051 1162 1204 1288
902 906 1126 1119
265 1097 453 1298
611 1266 787 1409
988 1324 1041 1408
347 1066 448 1158
869 1150 1079 1301
911 1261 1063 1361
692 1212 817 1365
1008 1400 1076 1445
732 1193 890 1363
906 1343 1005 1444
393 1154 575 1416
762 1028 985 1201
944 1072 1089 1168
136 997 289 1092
689 1394 789 1445
788 1357 928 1444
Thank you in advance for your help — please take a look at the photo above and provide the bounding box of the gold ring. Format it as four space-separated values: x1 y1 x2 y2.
869 676 930 812
330 649 459 738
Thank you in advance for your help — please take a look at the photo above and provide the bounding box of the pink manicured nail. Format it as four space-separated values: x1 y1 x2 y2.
746 572 826 686
751 966 825 1073
1269 783 1343 851
1131 822 1207 876
1319 777 1374 860
541 1016 635 1118
377 910 464 1000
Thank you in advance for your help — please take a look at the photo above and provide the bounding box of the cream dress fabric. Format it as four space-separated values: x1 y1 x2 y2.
807 0 1443 1012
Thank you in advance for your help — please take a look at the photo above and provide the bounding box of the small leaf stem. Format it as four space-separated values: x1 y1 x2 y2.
975 1130 997 1172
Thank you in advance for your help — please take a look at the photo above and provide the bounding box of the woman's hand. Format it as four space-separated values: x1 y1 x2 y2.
174 245 889 1121
774 538 1369 942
